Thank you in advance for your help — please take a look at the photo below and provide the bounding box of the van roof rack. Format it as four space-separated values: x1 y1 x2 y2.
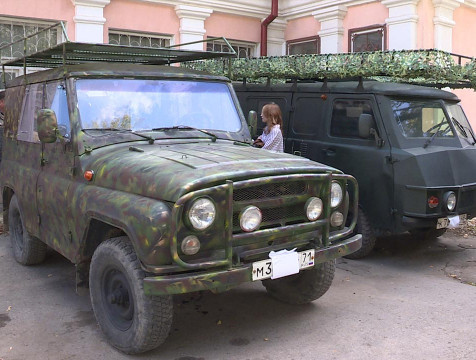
1 21 236 86
183 49 476 90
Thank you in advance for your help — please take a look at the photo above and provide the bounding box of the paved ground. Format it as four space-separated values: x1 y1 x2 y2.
0 231 475 360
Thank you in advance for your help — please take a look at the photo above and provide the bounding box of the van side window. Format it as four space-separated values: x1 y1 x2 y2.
18 83 43 143
330 99 375 138
46 82 70 140
292 97 323 135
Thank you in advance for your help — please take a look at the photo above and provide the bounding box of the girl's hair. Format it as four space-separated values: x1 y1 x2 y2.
262 103 283 133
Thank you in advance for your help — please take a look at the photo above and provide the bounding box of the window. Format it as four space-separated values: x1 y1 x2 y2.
206 38 256 59
292 97 324 135
287 36 319 55
18 83 43 143
391 99 454 138
45 82 70 140
349 25 386 53
330 99 376 139
108 30 171 48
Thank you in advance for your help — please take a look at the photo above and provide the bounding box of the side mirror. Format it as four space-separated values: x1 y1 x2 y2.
247 110 258 138
37 109 58 143
358 114 374 139
358 113 384 147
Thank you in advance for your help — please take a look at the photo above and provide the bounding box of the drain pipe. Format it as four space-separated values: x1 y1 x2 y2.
260 0 278 56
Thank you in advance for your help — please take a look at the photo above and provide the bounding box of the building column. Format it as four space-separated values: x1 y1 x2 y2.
266 19 287 56
313 5 347 54
382 0 420 50
71 0 110 43
175 5 213 50
433 0 460 52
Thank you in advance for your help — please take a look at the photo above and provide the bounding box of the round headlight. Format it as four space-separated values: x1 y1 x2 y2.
330 211 344 227
446 192 456 211
240 206 262 232
331 181 343 208
305 197 323 221
188 198 216 230
181 235 201 255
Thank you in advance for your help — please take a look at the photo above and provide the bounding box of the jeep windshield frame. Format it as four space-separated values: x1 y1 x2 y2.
75 78 247 147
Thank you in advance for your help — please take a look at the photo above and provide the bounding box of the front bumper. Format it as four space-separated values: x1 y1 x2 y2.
143 234 362 296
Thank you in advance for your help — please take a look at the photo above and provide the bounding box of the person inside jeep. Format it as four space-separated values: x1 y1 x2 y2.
253 103 284 152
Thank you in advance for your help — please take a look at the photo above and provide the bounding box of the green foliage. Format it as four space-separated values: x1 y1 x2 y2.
182 50 476 89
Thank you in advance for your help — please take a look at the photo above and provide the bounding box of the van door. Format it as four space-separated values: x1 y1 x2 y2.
36 81 75 257
234 90 292 141
298 94 394 232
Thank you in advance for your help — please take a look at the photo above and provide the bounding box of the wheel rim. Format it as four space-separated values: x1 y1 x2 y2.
101 266 134 331
10 206 24 252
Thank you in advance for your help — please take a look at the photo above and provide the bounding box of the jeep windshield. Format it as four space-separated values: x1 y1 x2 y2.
76 79 242 139
391 99 454 141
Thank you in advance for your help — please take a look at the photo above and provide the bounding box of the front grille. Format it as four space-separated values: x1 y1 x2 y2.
233 181 306 202
459 189 476 211
233 180 311 233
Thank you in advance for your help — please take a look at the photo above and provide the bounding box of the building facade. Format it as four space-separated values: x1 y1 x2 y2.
1 0 476 125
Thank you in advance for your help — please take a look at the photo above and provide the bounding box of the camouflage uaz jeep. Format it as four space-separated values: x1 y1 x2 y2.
0 32 361 354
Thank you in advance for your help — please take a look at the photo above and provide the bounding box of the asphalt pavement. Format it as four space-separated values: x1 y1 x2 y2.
0 231 475 360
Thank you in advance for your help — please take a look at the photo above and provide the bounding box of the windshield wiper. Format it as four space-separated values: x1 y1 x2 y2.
452 117 476 145
82 128 155 144
151 125 217 142
423 121 446 149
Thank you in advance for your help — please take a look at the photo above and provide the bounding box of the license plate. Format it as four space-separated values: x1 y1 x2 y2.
436 214 466 229
252 249 315 281
436 217 449 229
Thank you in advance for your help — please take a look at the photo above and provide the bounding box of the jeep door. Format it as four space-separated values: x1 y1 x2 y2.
289 94 394 232
36 81 75 256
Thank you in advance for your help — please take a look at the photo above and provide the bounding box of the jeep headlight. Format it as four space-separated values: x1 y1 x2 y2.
240 206 262 232
305 197 323 221
188 198 216 230
445 192 456 211
330 181 343 208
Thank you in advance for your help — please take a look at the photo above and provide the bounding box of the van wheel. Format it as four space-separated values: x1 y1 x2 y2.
8 194 46 265
89 237 173 354
409 228 447 239
262 260 335 305
344 209 376 259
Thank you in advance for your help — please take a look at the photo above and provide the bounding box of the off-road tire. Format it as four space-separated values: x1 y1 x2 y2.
262 260 336 305
344 209 376 259
409 227 447 239
89 236 173 354
8 194 47 265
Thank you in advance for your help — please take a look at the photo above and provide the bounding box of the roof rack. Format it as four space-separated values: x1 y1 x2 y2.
1 21 236 86
182 49 476 90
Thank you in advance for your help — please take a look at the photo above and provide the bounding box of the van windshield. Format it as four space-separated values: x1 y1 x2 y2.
391 99 454 138
76 79 242 133
445 103 476 143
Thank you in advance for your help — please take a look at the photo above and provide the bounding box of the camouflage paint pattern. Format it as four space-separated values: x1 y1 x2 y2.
37 109 58 143
0 63 360 295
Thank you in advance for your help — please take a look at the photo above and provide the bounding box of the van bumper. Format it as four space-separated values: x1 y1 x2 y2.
143 234 362 296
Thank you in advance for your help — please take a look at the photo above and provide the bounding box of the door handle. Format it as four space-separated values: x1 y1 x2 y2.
322 148 336 156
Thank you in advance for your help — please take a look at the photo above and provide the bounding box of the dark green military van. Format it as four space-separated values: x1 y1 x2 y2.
0 28 361 354
235 80 476 258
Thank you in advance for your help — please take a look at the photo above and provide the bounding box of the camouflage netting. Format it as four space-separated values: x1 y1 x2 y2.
182 49 476 89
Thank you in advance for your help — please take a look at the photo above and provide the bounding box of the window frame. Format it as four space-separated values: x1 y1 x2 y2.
348 24 386 53
206 37 256 59
286 36 320 55
108 28 173 48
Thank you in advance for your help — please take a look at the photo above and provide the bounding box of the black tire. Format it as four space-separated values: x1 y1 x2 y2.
262 260 336 305
344 209 376 259
409 227 447 239
89 237 173 354
8 194 46 265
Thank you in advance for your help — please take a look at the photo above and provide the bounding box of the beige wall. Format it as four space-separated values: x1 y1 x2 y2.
206 12 261 43
285 16 320 42
104 0 179 44
417 0 435 49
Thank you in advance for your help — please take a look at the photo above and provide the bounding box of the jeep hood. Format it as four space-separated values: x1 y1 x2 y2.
81 141 338 202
